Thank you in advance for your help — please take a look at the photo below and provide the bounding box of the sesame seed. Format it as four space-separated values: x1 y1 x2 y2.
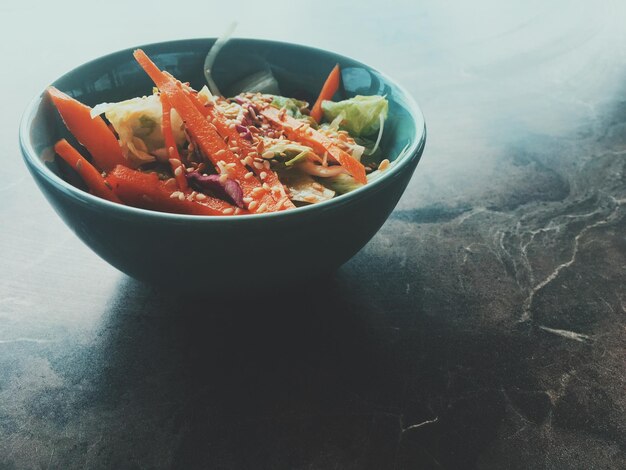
195 193 207 201
247 151 258 158
378 159 390 171
244 172 254 180
178 193 185 201
262 151 274 159
168 147 176 158
170 191 182 199
223 208 235 215
252 187 264 195
169 158 181 166
248 200 259 211
263 161 270 169
243 156 253 166
186 167 195 173
219 174 228 183
75 160 82 170
253 161 264 170
216 149 226 157
225 162 236 169
263 183 271 191
243 197 253 203
260 171 267 180
174 166 183 176
235 208 242 215
229 146 239 152
272 185 281 193
258 203 268 212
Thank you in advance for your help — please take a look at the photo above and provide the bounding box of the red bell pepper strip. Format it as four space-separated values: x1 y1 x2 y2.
132 49 277 213
107 165 240 216
310 64 341 123
47 87 127 172
160 94 188 191
260 106 367 184
54 139 121 203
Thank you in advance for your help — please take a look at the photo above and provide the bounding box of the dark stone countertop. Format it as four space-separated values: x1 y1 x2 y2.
1 1 624 469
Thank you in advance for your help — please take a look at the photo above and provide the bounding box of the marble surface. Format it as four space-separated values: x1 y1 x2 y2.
1 1 625 468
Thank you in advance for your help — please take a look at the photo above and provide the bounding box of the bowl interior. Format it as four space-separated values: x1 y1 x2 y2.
23 38 425 205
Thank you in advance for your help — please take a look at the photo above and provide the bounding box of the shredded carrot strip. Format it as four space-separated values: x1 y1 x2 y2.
133 49 277 213
160 94 188 191
183 91 293 210
54 139 121 203
310 64 341 123
48 87 127 172
107 165 240 215
260 107 367 184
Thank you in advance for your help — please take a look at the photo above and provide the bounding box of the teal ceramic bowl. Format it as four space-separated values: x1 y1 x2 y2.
19 39 426 290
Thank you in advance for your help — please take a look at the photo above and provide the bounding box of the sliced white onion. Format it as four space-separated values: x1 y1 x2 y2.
204 22 237 97
90 102 115 118
328 111 345 131
365 112 385 156
350 144 365 161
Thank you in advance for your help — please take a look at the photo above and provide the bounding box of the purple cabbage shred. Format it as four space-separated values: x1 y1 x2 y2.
235 124 253 141
186 172 245 208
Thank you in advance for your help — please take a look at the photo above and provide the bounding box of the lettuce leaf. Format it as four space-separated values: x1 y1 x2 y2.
270 95 309 119
321 95 388 137
91 94 185 163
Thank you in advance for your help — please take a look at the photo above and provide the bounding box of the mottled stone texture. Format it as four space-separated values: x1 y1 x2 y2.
2 1 626 469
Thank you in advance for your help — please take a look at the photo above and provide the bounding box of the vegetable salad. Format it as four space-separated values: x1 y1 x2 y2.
48 49 390 215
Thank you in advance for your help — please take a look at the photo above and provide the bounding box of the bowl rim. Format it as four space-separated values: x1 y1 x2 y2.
19 37 426 222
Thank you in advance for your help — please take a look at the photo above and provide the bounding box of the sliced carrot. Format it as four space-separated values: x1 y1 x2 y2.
310 64 341 123
209 107 294 210
54 139 121 203
47 87 127 172
160 94 188 191
260 107 367 184
132 49 277 214
184 91 294 211
182 90 293 209
107 165 240 216
171 83 292 209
